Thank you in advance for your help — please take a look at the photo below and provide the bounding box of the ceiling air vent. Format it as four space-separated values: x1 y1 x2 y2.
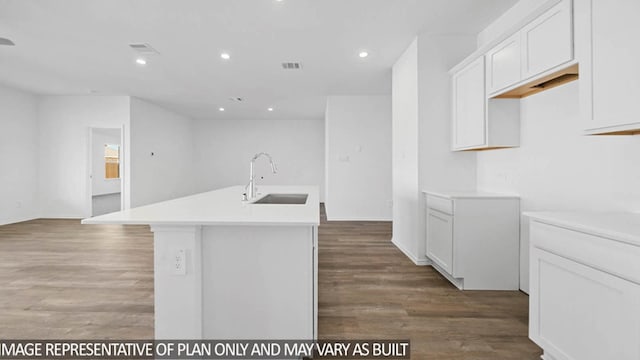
129 43 159 54
281 62 302 70
0 37 15 46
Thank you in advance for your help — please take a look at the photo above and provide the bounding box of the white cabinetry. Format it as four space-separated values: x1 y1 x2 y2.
452 57 520 151
486 0 575 98
527 212 640 360
486 34 522 94
424 191 520 290
452 57 486 149
520 0 573 81
451 0 575 151
576 0 640 135
426 210 453 274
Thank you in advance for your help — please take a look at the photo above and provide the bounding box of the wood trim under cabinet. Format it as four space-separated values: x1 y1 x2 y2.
458 146 516 152
492 63 579 99
586 130 640 136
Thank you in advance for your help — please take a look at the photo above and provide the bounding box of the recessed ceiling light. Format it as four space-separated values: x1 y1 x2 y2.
358 51 369 58
268 107 274 112
135 58 147 65
220 52 231 60
219 107 225 112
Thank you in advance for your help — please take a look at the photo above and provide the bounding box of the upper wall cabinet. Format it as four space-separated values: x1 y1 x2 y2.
488 0 576 99
452 57 486 149
486 34 522 94
452 56 520 151
520 0 573 81
576 0 640 135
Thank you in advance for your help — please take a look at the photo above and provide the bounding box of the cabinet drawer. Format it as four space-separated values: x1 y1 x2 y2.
426 195 453 215
530 221 640 285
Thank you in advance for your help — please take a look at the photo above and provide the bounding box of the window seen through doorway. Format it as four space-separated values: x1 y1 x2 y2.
104 144 120 179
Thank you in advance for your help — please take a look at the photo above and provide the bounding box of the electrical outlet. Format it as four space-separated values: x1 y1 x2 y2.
172 249 186 275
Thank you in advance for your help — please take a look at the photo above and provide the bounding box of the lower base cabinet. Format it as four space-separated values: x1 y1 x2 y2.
527 213 640 360
424 191 520 290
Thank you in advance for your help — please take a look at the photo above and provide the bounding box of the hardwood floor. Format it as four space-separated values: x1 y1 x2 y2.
316 217 542 359
0 219 154 339
0 214 541 358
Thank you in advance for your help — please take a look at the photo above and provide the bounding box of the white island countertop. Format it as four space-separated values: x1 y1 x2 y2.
82 185 320 226
525 211 640 247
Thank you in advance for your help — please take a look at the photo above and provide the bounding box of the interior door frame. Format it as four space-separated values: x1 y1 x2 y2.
86 125 126 217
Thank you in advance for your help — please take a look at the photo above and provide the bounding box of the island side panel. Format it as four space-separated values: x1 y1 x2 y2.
202 225 315 340
313 225 318 340
151 225 203 339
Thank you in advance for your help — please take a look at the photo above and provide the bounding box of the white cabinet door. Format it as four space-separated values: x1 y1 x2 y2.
452 56 486 150
426 209 453 274
530 248 640 360
577 0 640 133
521 0 573 80
486 33 521 94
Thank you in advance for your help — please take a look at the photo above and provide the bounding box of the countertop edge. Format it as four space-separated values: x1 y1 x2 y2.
81 219 320 226
423 190 520 199
81 185 320 227
524 211 640 247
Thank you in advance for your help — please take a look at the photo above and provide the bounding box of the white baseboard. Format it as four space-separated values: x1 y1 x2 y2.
38 215 84 220
391 237 429 266
0 216 38 226
325 215 392 222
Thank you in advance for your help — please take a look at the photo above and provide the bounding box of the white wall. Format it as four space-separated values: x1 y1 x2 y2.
477 82 640 292
129 98 196 208
0 84 39 225
391 35 478 265
325 96 392 221
192 119 325 201
92 193 121 216
416 34 478 260
391 39 421 261
475 0 640 292
476 0 548 48
37 96 130 218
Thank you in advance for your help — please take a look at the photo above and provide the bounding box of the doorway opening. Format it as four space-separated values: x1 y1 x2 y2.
89 127 124 216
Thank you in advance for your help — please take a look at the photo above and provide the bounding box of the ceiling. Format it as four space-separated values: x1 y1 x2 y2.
0 0 516 120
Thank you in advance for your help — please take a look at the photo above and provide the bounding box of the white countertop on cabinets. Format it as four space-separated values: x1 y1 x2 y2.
423 190 520 199
81 185 320 226
525 211 640 247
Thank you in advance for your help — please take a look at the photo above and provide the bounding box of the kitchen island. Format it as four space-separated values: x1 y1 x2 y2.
82 185 319 340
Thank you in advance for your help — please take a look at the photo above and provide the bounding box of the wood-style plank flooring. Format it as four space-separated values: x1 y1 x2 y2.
0 219 154 339
317 211 542 359
0 213 541 358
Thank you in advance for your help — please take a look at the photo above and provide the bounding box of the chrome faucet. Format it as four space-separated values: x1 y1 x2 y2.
245 152 277 199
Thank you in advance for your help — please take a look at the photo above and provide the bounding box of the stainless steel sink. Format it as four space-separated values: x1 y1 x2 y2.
253 193 308 204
